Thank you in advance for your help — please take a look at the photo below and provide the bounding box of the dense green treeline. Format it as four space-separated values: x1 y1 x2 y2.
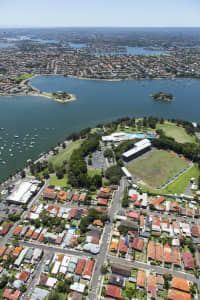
68 133 102 188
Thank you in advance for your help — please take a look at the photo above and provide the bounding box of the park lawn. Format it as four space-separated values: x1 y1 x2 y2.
88 169 101 177
49 173 68 187
14 73 34 82
127 149 188 188
139 164 199 195
157 122 195 144
48 139 83 168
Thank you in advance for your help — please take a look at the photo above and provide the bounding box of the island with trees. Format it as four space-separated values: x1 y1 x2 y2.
150 92 174 102
42 91 76 102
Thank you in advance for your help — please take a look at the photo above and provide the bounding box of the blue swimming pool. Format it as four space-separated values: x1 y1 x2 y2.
125 133 155 139
70 227 76 231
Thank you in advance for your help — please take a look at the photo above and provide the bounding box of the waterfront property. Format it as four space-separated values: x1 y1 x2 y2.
122 139 151 162
1 76 200 182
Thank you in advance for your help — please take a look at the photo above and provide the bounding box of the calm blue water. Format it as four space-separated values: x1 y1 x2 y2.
69 42 86 48
67 42 166 55
0 76 200 181
126 46 166 55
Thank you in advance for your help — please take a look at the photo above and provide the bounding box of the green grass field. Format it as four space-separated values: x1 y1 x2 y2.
157 122 195 144
127 149 189 188
14 73 34 82
49 173 68 187
88 169 101 177
48 139 83 168
139 164 199 195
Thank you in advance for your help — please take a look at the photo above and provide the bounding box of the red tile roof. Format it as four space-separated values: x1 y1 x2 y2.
0 246 6 257
150 196 165 210
75 259 86 275
13 226 22 236
164 245 172 263
168 289 191 300
148 275 157 299
148 241 155 260
137 270 145 288
43 191 57 200
97 198 108 206
173 247 180 266
19 270 29 281
131 238 144 252
3 289 20 300
152 216 160 227
93 219 103 227
155 244 163 262
181 252 194 269
0 223 12 235
68 208 77 219
171 278 190 292
83 260 94 280
126 211 140 219
140 215 145 228
191 225 200 237
57 191 68 201
119 239 128 253
12 247 23 257
47 205 60 215
106 285 122 299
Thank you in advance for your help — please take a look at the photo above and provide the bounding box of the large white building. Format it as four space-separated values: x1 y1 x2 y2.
6 180 40 204
102 132 135 143
122 139 151 162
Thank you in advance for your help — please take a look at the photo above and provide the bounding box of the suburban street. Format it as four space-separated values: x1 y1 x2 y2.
88 177 127 300
108 256 198 284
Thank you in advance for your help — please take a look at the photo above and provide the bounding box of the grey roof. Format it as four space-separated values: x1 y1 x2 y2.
31 287 49 300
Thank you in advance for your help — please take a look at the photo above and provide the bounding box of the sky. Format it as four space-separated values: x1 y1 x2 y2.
0 0 200 28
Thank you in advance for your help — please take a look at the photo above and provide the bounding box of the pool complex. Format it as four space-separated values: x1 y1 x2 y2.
125 133 155 139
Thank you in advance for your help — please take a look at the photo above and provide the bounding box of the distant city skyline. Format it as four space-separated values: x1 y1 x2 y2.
0 0 200 28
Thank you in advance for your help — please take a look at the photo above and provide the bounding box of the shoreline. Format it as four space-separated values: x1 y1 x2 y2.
0 91 76 103
0 73 199 100
0 75 76 103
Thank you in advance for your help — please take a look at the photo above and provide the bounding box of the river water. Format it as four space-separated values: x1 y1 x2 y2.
0 75 199 181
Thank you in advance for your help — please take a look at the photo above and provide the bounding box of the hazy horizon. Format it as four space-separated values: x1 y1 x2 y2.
0 0 200 28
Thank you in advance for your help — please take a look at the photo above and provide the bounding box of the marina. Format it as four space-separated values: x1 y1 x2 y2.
0 75 200 181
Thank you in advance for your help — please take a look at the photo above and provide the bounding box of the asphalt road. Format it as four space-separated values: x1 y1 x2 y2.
18 240 95 259
108 256 198 284
88 177 127 300
21 253 47 300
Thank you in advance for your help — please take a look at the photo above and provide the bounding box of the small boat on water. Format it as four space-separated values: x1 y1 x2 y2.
14 135 19 138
